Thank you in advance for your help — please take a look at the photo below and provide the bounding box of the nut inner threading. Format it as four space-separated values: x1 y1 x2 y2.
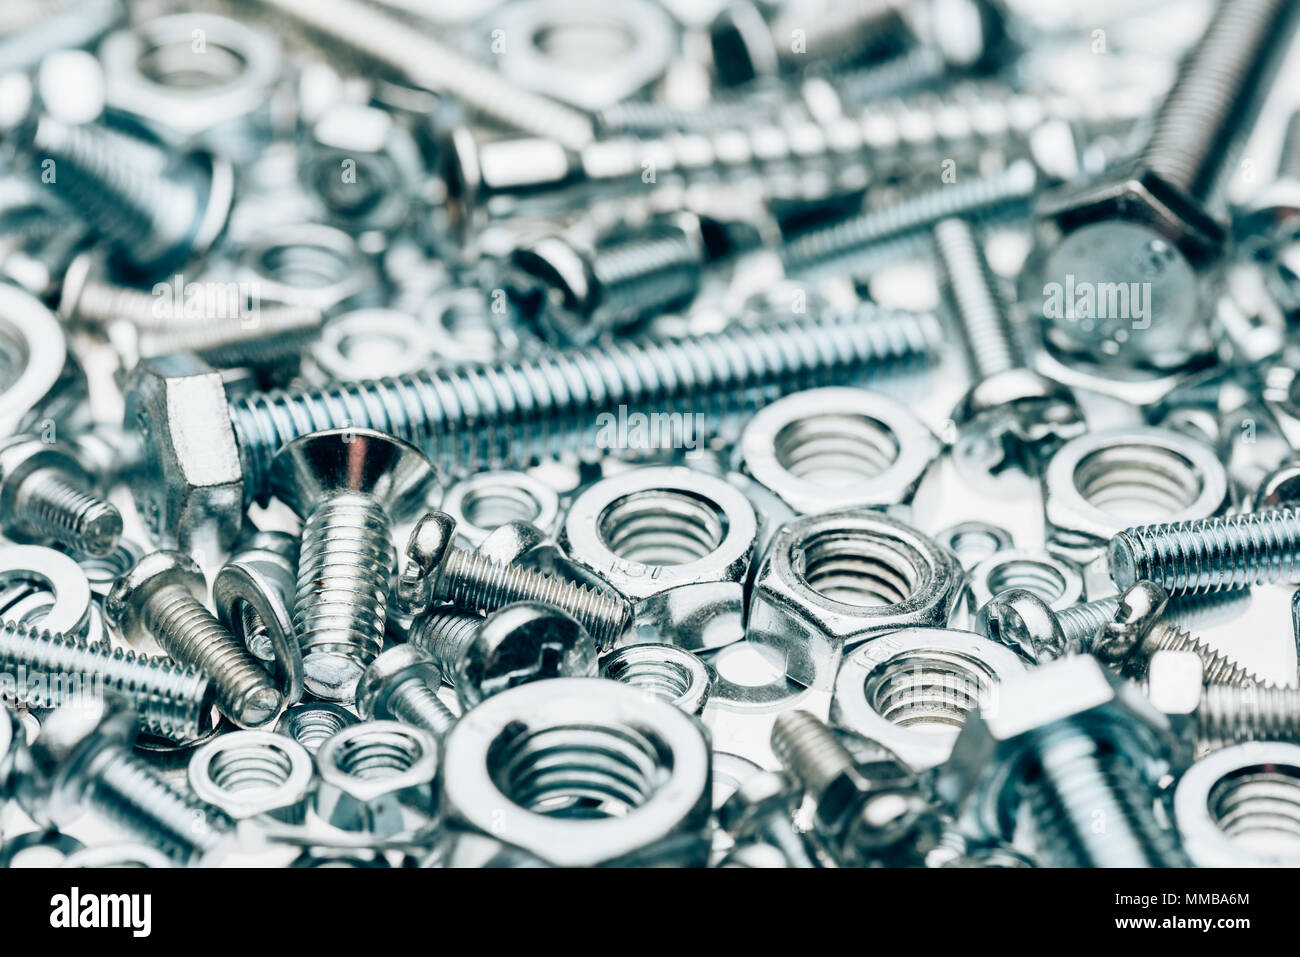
461 482 545 530
598 490 728 567
796 529 920 606
332 726 428 780
773 413 900 487
984 558 1070 604
865 650 997 732
1207 763 1300 857
1073 445 1204 525
138 38 248 88
208 740 295 793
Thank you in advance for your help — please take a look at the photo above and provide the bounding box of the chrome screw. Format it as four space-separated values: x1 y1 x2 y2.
104 550 284 728
356 645 456 738
269 428 437 703
717 770 822 868
0 434 121 557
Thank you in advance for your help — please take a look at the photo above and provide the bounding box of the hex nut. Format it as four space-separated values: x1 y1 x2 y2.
442 470 561 547
561 466 758 653
188 730 314 823
748 509 964 690
599 642 713 714
966 548 1084 613
313 721 439 837
440 678 712 866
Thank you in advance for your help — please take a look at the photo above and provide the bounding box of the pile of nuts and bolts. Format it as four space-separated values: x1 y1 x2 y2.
1 0 1300 871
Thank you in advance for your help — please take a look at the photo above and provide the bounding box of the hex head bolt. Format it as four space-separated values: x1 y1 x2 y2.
27 117 232 280
270 428 437 703
0 618 214 740
105 551 284 728
400 511 626 651
0 435 121 556
933 217 1083 475
770 710 940 867
936 656 1189 867
11 701 232 864
357 645 456 738
717 770 822 868
1109 506 1300 596
1034 0 1300 369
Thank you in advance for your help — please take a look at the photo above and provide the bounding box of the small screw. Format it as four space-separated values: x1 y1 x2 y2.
357 645 457 738
0 434 121 556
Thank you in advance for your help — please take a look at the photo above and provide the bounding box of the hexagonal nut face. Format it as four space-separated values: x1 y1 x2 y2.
124 355 243 552
747 510 963 691
440 679 712 866
313 722 439 838
935 655 1178 840
188 731 314 823
561 466 759 652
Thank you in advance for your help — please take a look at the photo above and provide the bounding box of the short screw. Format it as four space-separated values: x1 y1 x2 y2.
771 710 939 867
407 609 483 677
400 511 625 648
10 701 232 864
0 435 121 557
269 428 437 703
0 619 214 740
1109 506 1300 596
357 645 457 738
105 550 284 728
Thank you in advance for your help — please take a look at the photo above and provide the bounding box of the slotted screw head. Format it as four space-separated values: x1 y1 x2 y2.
397 510 457 614
356 644 443 721
103 549 205 645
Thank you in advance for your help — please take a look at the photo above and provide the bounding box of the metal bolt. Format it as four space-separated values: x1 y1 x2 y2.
104 550 284 728
770 710 939 867
1109 506 1300 596
269 428 437 703
0 435 121 557
356 645 457 738
933 216 1083 475
0 618 214 740
716 770 822 868
25 117 233 280
408 608 483 677
10 700 233 864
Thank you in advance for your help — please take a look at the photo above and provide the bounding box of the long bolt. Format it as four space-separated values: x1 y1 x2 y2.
220 309 939 506
1109 507 1300 596
104 551 283 728
0 620 214 740
0 437 121 557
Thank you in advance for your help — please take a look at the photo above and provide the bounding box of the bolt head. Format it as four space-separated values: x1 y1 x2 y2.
269 428 437 519
976 588 1067 662
356 645 443 720
15 699 136 827
104 549 205 645
1094 581 1169 666
716 769 797 839
397 510 458 614
952 368 1085 476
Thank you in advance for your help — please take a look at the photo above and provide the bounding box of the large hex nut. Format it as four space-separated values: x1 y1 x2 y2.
561 466 758 653
748 509 963 690
313 721 439 838
440 678 712 867
188 730 314 824
123 354 243 552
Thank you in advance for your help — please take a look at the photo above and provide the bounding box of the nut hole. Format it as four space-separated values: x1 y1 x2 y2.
1073 445 1204 525
332 727 427 780
865 650 997 732
984 558 1069 604
137 40 248 90
773 413 900 488
208 740 295 794
598 490 727 567
461 482 545 531
1208 764 1300 857
795 529 919 606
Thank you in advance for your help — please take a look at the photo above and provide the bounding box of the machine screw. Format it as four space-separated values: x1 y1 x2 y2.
716 770 821 868
356 645 457 738
12 700 232 864
0 618 214 740
0 434 121 557
270 428 437 703
104 550 284 728
407 609 483 676
1149 650 1300 749
933 216 1083 475
1109 507 1300 596
400 513 626 651
770 710 939 867
26 117 232 280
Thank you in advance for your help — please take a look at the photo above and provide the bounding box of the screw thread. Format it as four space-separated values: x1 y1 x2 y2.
1137 0 1299 203
228 311 939 501
933 217 1024 378
591 226 701 324
436 547 629 649
1025 726 1187 867
770 0 912 72
73 278 168 328
1055 598 1119 651
781 159 1039 276
14 469 121 557
82 742 232 863
144 584 281 727
833 44 950 105
1197 684 1300 747
408 610 482 676
386 680 456 736
138 303 322 367
770 710 855 801
293 494 394 700
1108 507 1300 595
1139 622 1265 687
0 620 213 740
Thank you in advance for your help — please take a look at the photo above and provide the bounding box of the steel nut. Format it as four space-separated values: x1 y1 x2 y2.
748 509 963 690
313 721 439 837
188 730 314 824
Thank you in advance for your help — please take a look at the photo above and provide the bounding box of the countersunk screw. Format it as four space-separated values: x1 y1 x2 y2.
10 700 232 864
269 428 437 703
357 645 456 738
0 618 214 741
0 435 121 557
771 710 939 867
105 550 284 728
1109 507 1300 596
26 117 233 280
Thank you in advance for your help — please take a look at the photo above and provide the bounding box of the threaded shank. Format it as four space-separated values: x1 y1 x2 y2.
293 494 394 701
0 620 212 740
1056 598 1119 651
1109 508 1300 595
14 469 121 557
592 226 701 325
408 610 482 676
138 304 322 367
933 217 1024 379
144 584 281 727
1198 685 1300 747
435 548 629 648
771 710 854 800
1141 622 1264 687
386 680 456 736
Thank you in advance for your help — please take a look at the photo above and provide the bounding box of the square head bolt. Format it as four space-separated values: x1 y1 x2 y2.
124 355 243 555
